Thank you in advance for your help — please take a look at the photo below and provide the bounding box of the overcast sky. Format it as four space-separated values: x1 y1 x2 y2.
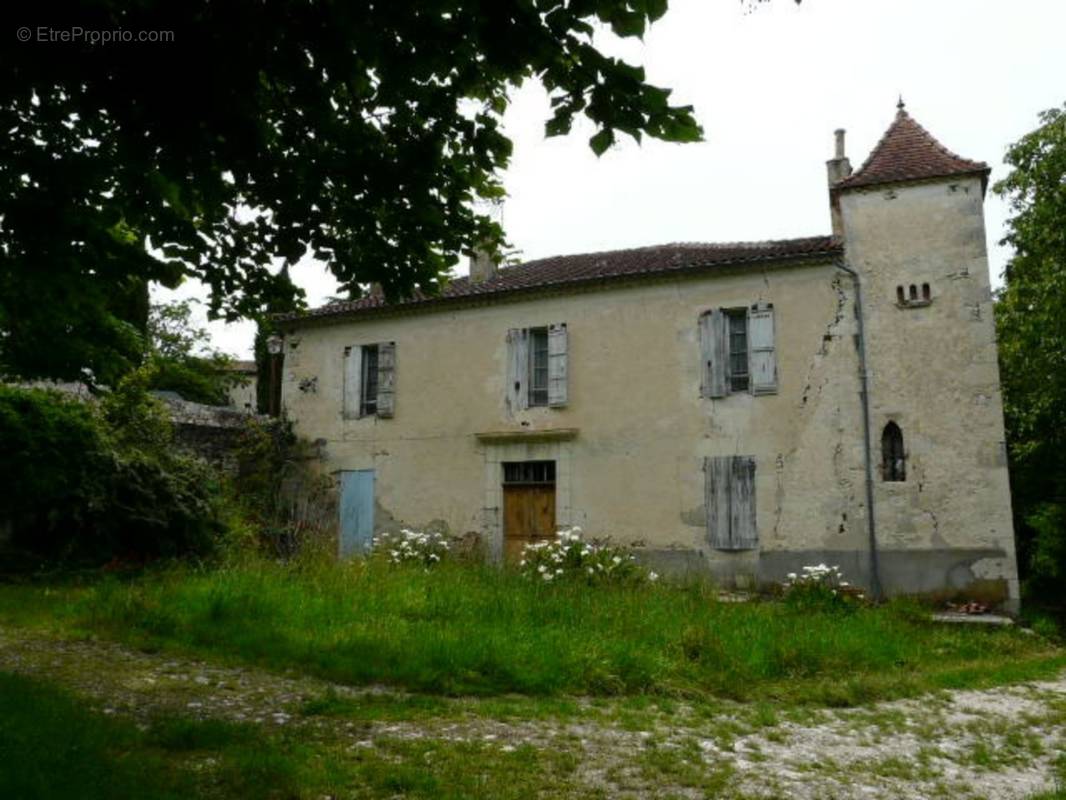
156 0 1066 357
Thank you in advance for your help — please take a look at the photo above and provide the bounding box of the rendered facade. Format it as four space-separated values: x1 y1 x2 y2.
277 104 1019 608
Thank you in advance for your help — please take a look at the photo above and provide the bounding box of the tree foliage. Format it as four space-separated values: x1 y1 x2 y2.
994 103 1066 604
145 300 235 405
0 0 702 385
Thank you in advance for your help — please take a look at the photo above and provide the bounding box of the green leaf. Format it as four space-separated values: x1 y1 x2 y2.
589 128 615 156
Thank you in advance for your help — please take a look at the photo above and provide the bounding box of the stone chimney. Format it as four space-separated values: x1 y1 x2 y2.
468 246 498 284
826 128 852 238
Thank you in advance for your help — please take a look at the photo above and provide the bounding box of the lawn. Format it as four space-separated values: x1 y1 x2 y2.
0 557 1060 707
0 670 593 800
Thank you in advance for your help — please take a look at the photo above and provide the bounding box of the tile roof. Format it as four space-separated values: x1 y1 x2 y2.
278 236 841 323
834 106 989 191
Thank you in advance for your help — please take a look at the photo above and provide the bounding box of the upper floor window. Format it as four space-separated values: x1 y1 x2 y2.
506 324 568 412
882 421 906 482
727 310 750 393
699 303 777 398
361 344 379 416
528 327 550 407
343 342 395 419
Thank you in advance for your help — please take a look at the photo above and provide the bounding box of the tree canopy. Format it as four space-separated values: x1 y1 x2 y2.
145 299 236 406
0 0 703 385
994 102 1066 604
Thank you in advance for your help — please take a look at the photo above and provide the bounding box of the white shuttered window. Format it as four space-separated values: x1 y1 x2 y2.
699 303 777 398
343 342 396 419
507 324 568 410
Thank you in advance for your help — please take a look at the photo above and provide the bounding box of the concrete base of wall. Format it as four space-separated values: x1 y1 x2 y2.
637 546 1018 613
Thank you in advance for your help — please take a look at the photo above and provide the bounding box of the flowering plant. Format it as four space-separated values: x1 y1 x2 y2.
371 528 449 568
782 563 865 612
518 527 659 585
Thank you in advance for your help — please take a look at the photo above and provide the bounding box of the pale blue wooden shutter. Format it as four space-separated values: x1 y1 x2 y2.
547 324 568 407
748 303 777 395
506 329 529 412
705 456 732 548
700 310 729 398
342 345 363 419
376 341 396 418
730 456 758 549
705 455 757 550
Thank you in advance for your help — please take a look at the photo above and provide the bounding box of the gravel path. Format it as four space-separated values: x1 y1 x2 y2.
1 625 1064 799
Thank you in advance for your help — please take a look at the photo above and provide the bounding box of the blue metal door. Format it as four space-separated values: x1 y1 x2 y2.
339 469 375 557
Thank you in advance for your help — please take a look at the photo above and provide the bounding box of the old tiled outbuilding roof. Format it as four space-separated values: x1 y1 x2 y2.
834 105 989 191
278 236 841 323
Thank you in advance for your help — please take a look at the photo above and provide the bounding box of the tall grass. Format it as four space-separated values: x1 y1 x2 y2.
53 558 1062 705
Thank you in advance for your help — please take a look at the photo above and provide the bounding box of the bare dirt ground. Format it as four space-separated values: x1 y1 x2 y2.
1 625 1063 799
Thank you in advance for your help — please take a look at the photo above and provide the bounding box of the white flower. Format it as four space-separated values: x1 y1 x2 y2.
542 573 553 582
537 565 547 574
587 567 594 575
555 568 563 575
787 572 797 580
612 556 622 565
649 572 659 582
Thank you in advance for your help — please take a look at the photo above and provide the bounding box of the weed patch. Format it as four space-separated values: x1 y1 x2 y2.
0 560 1061 707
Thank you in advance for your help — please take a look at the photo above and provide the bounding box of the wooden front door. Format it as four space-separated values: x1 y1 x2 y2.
502 461 556 561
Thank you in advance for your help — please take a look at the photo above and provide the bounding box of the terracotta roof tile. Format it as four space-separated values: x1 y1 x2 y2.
278 236 841 323
834 106 989 191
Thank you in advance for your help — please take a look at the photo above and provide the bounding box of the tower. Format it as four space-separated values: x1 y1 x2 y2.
829 103 1019 609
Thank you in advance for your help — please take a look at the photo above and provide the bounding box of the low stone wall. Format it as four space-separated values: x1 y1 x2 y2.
153 395 268 472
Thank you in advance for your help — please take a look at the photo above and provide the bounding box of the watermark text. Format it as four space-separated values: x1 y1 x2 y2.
17 26 175 45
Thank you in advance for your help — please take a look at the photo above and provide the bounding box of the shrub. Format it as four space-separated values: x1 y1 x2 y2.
518 527 658 585
371 529 450 567
1025 502 1066 609
230 419 335 557
782 564 865 613
0 377 224 565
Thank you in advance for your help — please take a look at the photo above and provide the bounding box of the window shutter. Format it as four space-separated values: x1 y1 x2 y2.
748 303 777 395
705 456 732 549
705 455 758 550
547 323 568 407
376 341 396 418
700 310 728 398
730 456 758 549
506 328 529 412
343 345 363 419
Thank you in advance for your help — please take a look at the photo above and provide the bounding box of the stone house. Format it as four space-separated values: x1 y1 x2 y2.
276 104 1019 608
225 360 258 412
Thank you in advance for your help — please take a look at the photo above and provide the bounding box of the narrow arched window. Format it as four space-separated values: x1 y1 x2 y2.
921 282 931 300
909 284 918 301
896 286 905 304
882 422 906 482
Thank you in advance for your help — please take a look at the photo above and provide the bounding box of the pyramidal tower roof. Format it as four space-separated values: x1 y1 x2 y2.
834 101 989 191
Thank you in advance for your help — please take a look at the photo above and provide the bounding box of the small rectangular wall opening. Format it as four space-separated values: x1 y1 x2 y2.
502 460 556 561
